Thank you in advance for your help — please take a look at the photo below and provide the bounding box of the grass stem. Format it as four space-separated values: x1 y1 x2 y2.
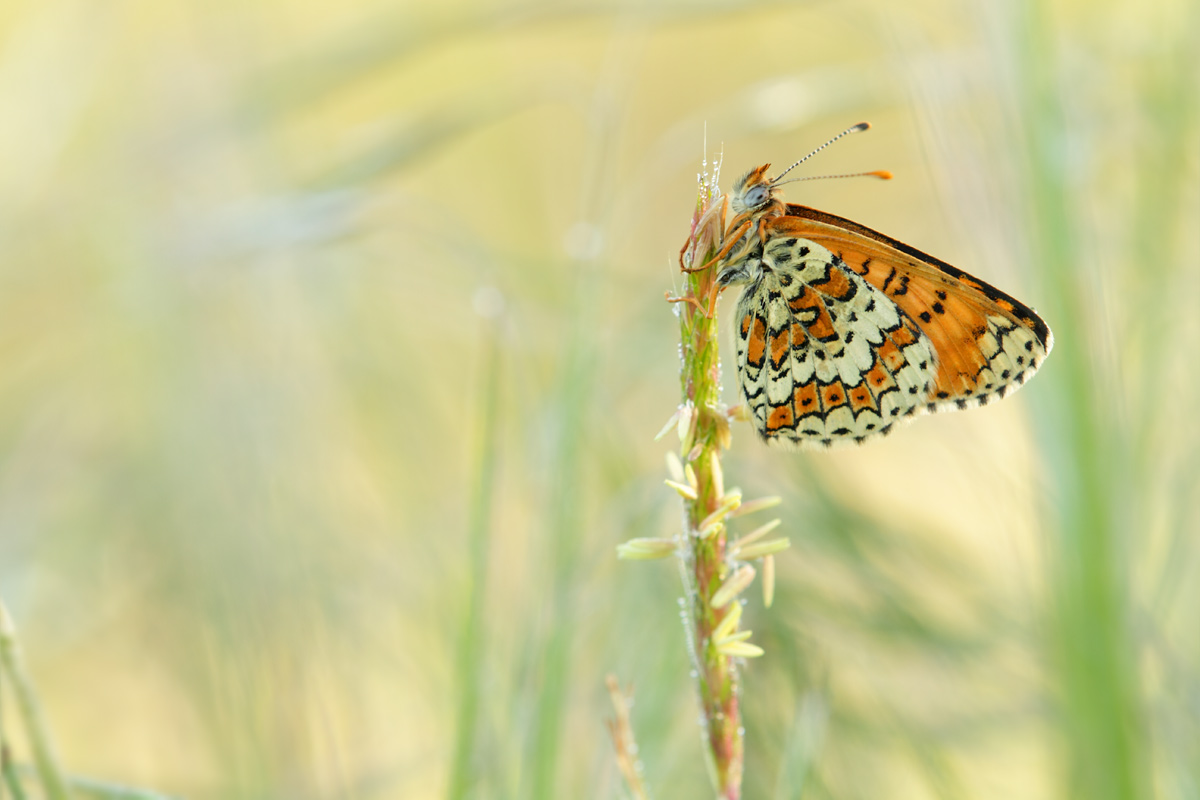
674 164 745 800
0 601 71 800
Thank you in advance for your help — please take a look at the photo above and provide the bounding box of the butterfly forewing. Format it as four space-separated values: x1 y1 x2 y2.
778 205 1053 412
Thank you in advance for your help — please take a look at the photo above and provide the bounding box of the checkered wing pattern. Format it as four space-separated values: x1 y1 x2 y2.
734 237 938 448
717 169 1052 450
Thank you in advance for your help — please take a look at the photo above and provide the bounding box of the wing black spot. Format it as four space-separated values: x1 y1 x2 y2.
881 268 896 292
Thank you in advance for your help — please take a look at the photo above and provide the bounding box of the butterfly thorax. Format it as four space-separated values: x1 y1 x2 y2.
715 165 789 289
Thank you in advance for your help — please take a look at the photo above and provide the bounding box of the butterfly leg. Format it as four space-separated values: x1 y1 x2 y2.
679 196 730 272
664 291 708 315
681 219 753 274
665 279 726 319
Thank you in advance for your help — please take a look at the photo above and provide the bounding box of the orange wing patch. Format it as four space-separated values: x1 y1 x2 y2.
848 382 876 414
769 325 790 369
765 403 795 432
821 382 848 410
745 314 767 369
793 381 820 416
807 264 855 301
787 285 837 342
874 337 906 373
862 350 897 394
790 322 808 349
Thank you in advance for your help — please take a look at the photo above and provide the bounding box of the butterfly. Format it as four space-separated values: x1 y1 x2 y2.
704 123 1053 449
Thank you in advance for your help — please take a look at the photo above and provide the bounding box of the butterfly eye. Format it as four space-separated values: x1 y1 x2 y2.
744 184 770 208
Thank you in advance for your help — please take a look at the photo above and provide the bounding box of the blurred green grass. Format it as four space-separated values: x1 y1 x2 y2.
0 1 1196 798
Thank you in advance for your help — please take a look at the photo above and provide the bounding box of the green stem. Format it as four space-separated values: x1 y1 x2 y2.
677 185 743 800
447 309 503 800
1014 5 1148 799
3 749 27 800
0 601 71 800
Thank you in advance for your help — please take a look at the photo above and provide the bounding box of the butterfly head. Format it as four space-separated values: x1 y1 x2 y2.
729 165 784 217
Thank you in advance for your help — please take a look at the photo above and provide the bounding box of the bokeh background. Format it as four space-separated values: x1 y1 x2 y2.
0 0 1196 798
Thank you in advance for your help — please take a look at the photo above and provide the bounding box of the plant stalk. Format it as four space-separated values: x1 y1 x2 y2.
675 174 744 800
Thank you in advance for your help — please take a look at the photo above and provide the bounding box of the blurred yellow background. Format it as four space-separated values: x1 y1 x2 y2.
0 0 1196 798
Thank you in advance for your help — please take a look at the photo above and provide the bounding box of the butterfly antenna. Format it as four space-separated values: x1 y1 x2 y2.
771 121 872 185
773 169 893 187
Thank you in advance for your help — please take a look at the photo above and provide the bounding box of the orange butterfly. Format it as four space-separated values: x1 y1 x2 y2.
701 123 1052 448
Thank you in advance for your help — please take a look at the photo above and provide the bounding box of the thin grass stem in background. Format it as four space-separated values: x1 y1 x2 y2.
1014 3 1150 798
0 602 71 800
529 27 645 798
605 675 650 800
447 292 505 800
2 657 28 800
47 772 182 800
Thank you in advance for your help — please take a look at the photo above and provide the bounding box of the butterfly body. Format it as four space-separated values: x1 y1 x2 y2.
715 163 1053 449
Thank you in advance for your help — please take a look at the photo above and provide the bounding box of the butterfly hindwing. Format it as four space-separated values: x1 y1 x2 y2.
734 236 937 449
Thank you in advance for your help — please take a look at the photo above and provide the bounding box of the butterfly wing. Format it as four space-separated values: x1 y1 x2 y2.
776 204 1053 412
733 235 939 449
